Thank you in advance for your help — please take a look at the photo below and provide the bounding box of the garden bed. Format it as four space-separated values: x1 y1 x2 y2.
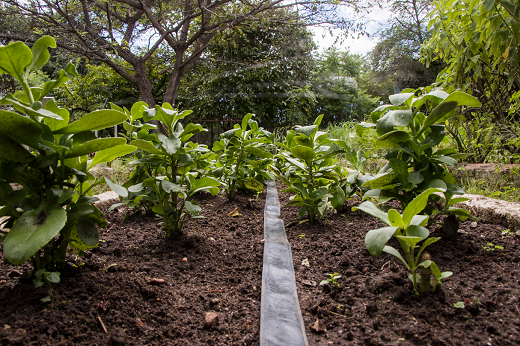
1 186 520 345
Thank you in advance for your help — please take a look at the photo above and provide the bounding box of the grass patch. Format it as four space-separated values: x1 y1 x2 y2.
90 159 133 195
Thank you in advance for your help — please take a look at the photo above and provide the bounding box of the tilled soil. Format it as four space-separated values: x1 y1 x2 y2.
1 184 520 345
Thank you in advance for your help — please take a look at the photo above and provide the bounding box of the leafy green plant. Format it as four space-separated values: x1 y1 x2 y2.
354 188 453 294
272 115 350 223
33 269 60 302
212 113 274 199
357 88 481 228
0 37 135 277
320 273 342 287
107 103 221 236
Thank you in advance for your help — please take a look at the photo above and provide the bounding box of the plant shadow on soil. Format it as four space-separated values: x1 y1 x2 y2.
1 184 520 345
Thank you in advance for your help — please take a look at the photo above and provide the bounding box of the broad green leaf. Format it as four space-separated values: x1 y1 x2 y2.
402 188 442 228
353 201 391 226
356 122 376 137
285 156 306 170
245 146 273 158
54 110 128 134
76 217 99 246
376 130 410 148
40 70 72 98
190 176 221 195
419 179 447 192
128 183 144 193
446 183 465 195
389 93 414 106
180 123 206 142
410 214 429 226
500 1 516 16
26 36 56 75
376 110 413 136
50 188 74 204
388 209 403 228
406 225 429 239
448 197 470 205
4 205 67 265
293 125 316 137
0 41 31 81
370 105 398 122
484 0 497 11
408 171 424 185
43 99 69 131
291 145 315 162
185 200 201 215
418 101 458 137
0 110 42 148
130 101 148 122
157 133 181 155
432 155 457 166
382 245 409 269
161 180 184 193
244 178 263 193
365 226 398 255
68 204 95 220
105 177 128 197
389 158 409 185
0 135 33 163
395 235 424 249
130 139 164 155
241 113 253 130
221 128 237 139
87 144 136 170
362 173 396 189
0 94 63 120
152 204 164 214
66 138 126 158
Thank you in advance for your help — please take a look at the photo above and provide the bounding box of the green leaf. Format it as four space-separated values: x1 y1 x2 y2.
66 138 126 158
365 226 398 255
389 93 414 106
500 1 516 16
376 130 410 148
244 178 264 193
4 205 67 265
395 235 424 249
0 110 42 148
105 177 128 198
0 41 32 81
185 200 201 215
130 139 164 155
26 36 56 75
161 180 184 193
67 204 94 220
50 188 74 204
157 133 181 155
353 201 391 226
405 225 429 239
376 110 413 136
43 99 69 131
484 0 497 11
190 177 221 195
130 101 148 122
432 155 457 166
87 144 136 170
417 101 458 137
128 183 144 193
402 188 442 228
76 217 99 246
291 145 315 161
54 110 128 134
0 135 33 163
382 245 409 269
293 125 316 137
244 146 273 158
388 209 403 228
362 173 396 189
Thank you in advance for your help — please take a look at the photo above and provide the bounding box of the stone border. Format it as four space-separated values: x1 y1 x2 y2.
260 180 309 346
453 194 520 229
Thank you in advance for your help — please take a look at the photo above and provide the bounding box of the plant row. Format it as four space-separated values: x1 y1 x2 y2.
0 37 480 297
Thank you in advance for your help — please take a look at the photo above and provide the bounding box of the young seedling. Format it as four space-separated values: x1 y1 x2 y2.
483 243 503 252
320 273 342 287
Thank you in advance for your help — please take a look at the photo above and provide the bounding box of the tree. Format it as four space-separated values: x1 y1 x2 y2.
313 47 379 124
177 18 317 129
0 0 369 110
422 0 520 162
364 0 442 100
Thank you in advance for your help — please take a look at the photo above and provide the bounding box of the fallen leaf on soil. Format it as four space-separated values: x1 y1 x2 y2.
302 279 317 286
148 278 166 285
299 219 309 224
204 312 219 329
227 207 242 217
310 318 326 333
301 258 310 267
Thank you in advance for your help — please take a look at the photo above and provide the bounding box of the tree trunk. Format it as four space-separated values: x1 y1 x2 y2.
135 62 169 134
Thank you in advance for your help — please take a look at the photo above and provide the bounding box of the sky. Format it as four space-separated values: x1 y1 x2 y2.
311 6 394 55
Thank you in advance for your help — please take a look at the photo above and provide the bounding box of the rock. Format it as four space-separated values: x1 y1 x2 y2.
182 257 188 262
302 279 317 286
204 312 219 328
310 318 327 333
470 221 478 228
301 258 310 267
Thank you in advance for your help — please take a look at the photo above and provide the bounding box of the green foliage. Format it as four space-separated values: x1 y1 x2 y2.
272 115 350 223
319 273 342 287
212 113 274 199
107 102 220 236
422 0 520 163
0 37 135 274
356 88 479 226
354 189 453 294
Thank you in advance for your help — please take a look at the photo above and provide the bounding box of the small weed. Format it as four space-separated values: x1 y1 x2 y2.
483 243 503 252
320 273 341 287
454 301 465 309
298 234 305 239
501 229 515 236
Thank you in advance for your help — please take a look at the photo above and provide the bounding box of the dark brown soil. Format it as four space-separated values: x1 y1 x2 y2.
1 185 520 345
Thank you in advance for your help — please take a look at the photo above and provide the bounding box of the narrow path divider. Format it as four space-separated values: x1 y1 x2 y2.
260 180 309 346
